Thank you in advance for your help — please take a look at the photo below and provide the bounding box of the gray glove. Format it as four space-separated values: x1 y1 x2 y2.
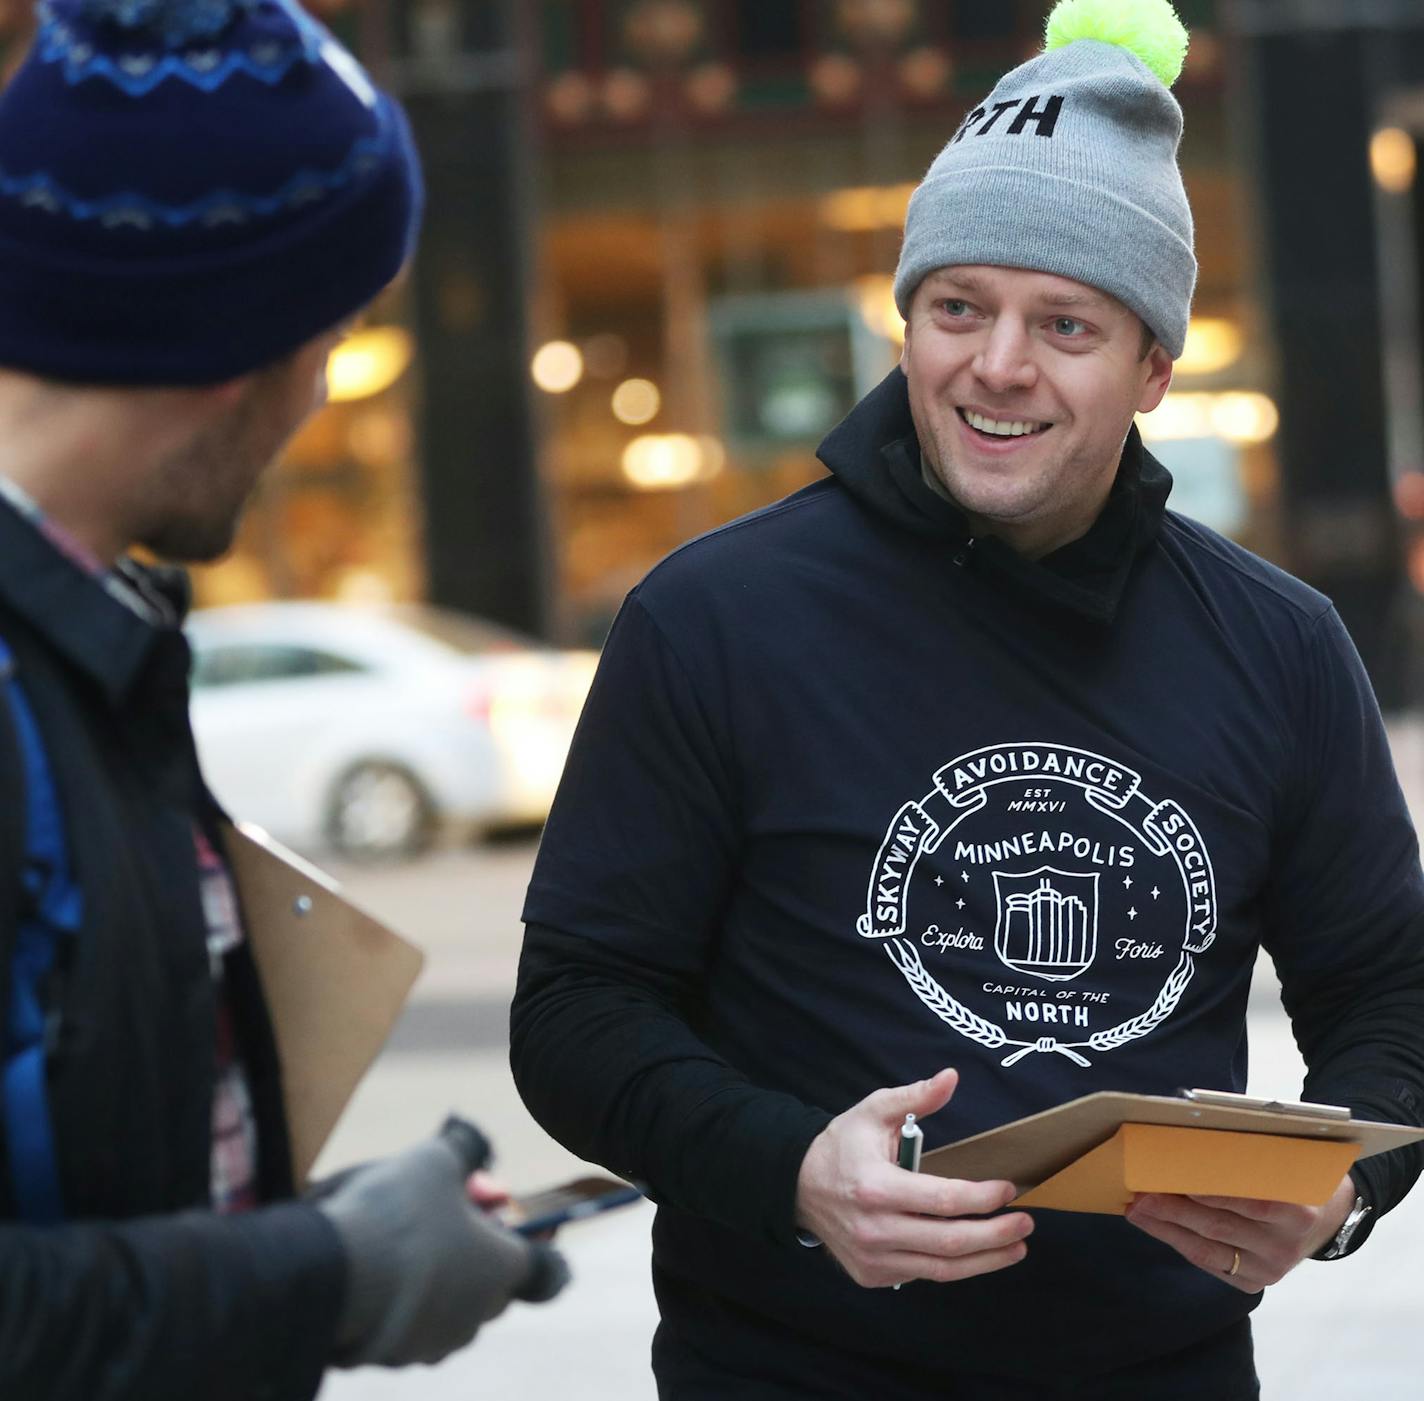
316 1135 570 1368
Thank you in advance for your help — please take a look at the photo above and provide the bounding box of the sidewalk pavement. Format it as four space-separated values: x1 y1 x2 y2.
317 717 1424 1399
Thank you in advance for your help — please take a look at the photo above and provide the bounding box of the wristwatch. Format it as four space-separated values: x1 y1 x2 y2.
1313 1192 1373 1261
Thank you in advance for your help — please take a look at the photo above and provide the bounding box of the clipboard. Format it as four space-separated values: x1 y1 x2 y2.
222 821 425 1184
921 1091 1424 1216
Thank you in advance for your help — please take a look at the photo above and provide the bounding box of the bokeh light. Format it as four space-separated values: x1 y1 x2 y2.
531 340 585 394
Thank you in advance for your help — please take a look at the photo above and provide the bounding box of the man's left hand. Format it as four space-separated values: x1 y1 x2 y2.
1125 1174 1356 1293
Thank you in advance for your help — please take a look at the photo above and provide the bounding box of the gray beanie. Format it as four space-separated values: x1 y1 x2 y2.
893 2 1197 358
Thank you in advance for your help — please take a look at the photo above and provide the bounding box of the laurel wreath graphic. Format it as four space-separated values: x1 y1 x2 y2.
887 940 1197 1067
886 939 1007 1050
1087 951 1195 1051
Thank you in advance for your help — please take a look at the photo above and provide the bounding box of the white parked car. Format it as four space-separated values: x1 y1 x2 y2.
186 602 598 860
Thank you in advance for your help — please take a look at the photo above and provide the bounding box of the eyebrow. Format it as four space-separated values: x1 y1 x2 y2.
924 272 1111 313
924 271 990 296
1037 290 1110 310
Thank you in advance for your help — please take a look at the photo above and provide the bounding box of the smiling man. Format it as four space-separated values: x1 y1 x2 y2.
512 1 1424 1397
902 265 1172 558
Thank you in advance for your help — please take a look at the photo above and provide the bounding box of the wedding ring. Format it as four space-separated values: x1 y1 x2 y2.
1227 1248 1241 1278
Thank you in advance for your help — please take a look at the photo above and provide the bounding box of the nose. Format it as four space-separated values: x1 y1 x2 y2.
972 318 1038 395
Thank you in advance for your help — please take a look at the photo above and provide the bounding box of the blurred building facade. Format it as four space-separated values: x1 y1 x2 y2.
517 0 1271 647
1231 0 1424 706
2 2 1423 696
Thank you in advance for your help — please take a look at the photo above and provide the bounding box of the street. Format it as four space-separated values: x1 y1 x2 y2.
316 727 1424 1399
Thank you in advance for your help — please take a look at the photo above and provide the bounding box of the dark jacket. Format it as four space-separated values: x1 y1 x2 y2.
0 497 346 1401
512 370 1424 1388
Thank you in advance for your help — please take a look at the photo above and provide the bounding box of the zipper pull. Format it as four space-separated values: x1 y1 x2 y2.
953 537 977 568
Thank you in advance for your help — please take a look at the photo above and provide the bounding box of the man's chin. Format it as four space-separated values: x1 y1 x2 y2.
935 476 1043 529
137 517 240 565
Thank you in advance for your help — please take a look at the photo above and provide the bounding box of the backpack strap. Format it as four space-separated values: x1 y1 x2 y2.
0 636 82 1224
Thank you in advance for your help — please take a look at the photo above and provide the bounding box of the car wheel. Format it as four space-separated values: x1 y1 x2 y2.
324 761 435 861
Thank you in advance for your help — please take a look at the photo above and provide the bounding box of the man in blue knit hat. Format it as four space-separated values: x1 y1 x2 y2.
0 2 565 1397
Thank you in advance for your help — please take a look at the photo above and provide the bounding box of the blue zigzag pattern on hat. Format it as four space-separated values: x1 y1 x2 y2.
0 124 391 231
37 0 323 95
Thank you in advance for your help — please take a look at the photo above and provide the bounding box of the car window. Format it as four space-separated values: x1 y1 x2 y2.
191 644 367 689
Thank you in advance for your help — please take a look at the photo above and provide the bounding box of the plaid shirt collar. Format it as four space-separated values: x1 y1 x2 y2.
0 475 175 627
0 476 194 706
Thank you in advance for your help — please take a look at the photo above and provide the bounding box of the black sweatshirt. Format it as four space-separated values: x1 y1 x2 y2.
512 370 1424 1385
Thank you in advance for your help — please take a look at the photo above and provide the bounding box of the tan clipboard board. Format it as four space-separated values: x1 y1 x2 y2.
222 820 425 1184
921 1091 1424 1216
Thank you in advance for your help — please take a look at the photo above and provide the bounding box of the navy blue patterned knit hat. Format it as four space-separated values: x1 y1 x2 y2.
0 0 423 385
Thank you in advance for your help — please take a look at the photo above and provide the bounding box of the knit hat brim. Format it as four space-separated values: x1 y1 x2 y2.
0 95 422 387
893 162 1194 358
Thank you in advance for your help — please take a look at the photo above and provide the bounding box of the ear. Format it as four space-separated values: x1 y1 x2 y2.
202 376 250 412
155 376 249 432
1137 343 1173 415
899 323 911 374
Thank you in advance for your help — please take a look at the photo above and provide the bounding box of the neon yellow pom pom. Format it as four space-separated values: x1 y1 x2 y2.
1044 0 1190 88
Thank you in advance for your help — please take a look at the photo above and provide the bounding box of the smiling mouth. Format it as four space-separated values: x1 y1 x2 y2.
957 408 1053 441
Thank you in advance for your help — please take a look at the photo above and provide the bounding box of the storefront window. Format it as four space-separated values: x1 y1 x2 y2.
525 3 1262 641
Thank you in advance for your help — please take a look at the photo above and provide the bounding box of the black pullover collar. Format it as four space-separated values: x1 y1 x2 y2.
816 369 1173 626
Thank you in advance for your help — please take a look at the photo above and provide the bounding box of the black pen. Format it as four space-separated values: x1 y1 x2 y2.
893 1113 924 1290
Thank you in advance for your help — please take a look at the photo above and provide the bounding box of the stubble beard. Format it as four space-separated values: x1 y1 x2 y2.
922 420 1060 532
135 396 273 564
137 498 249 564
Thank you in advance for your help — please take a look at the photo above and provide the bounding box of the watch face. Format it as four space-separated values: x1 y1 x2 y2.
1336 1197 1371 1253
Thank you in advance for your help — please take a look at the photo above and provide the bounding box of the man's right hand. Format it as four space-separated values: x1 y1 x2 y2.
315 1134 569 1368
794 1068 1033 1289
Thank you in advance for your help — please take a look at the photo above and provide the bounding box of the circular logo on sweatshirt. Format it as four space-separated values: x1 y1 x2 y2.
857 743 1217 1068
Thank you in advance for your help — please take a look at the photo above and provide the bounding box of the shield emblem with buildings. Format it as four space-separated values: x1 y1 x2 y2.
992 866 1100 983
